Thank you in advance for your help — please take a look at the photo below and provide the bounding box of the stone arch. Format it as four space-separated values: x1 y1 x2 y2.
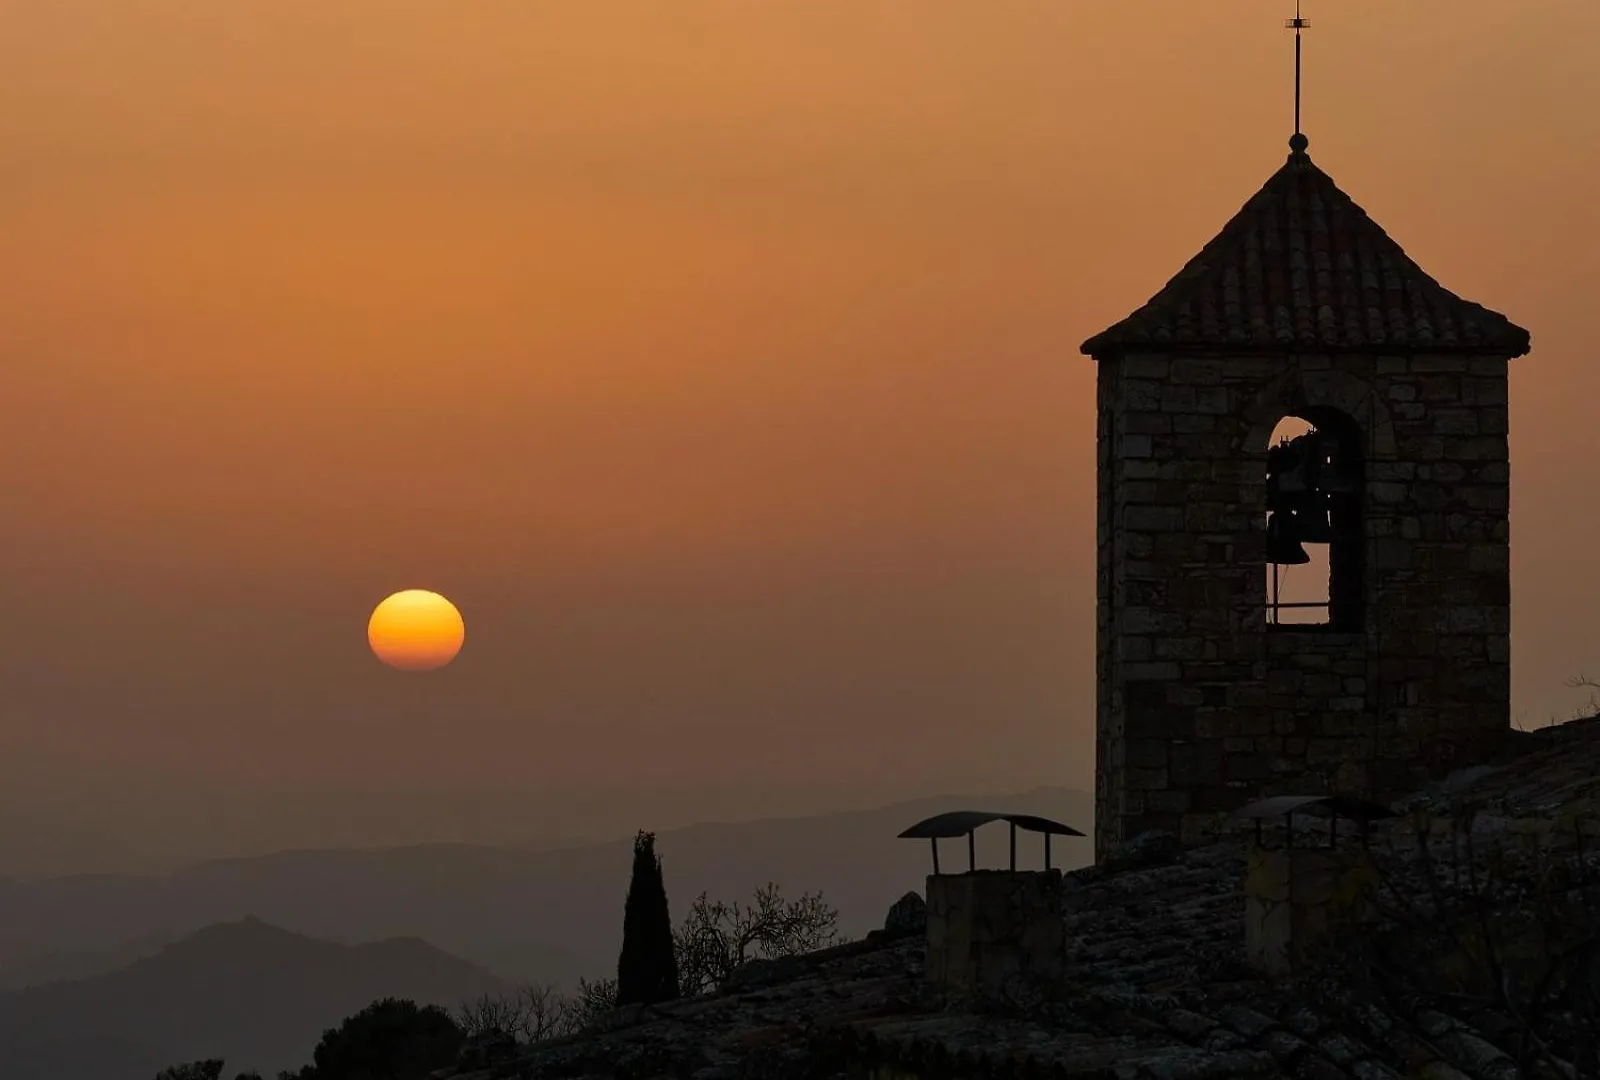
1242 366 1396 459
1244 367 1380 634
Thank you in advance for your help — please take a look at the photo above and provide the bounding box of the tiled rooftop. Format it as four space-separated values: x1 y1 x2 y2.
1080 140 1532 359
440 717 1600 1080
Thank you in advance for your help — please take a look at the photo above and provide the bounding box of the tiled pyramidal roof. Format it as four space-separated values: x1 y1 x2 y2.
1080 139 1532 358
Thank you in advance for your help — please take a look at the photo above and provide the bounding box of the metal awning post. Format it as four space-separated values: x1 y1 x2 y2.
896 810 1087 876
1232 794 1399 856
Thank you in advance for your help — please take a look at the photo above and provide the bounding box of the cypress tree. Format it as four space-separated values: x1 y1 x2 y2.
615 829 680 1005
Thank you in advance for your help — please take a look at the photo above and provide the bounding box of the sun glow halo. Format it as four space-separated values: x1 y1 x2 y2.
367 590 465 671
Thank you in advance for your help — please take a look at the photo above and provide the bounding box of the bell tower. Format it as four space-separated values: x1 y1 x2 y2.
1082 131 1530 859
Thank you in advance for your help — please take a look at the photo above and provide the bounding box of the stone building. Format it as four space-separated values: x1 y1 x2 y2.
431 128 1600 1080
1081 133 1531 857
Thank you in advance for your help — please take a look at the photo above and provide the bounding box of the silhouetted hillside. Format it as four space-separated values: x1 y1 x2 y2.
0 933 176 992
0 916 507 1080
0 787 1092 993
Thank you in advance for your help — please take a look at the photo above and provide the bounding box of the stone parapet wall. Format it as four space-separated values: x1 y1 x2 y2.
1244 844 1380 978
924 870 1064 1005
1095 352 1512 859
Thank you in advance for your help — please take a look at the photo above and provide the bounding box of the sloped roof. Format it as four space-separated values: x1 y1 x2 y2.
1080 138 1532 359
897 810 1086 839
438 717 1600 1080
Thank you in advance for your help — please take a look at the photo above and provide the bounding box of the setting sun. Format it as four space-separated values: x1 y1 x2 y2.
367 590 465 671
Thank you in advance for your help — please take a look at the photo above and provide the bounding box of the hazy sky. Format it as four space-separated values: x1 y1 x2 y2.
2 2 1597 840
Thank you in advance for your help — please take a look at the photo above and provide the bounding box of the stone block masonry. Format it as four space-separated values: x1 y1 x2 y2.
924 870 1065 1005
1093 353 1513 857
1244 842 1380 978
1079 143 1528 862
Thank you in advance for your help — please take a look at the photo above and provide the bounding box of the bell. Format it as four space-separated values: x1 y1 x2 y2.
1267 443 1309 495
1292 501 1335 544
1265 511 1311 565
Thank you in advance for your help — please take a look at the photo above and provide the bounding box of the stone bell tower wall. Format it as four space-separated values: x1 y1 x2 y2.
1095 351 1510 858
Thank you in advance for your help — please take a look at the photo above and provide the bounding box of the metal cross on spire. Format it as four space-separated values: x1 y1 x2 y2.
1286 0 1311 153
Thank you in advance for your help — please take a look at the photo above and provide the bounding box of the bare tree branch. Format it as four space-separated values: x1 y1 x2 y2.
673 882 840 996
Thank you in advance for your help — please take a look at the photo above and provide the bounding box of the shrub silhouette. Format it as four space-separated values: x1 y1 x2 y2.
306 997 463 1080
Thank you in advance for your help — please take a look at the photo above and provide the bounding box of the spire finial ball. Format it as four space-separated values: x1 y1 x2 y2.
1289 132 1310 154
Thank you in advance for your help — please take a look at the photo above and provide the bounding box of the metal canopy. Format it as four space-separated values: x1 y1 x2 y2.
1232 794 1396 822
898 811 1086 875
897 811 1086 839
1233 793 1397 850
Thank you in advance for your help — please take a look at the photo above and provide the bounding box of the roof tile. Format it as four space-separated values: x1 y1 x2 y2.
1080 144 1531 359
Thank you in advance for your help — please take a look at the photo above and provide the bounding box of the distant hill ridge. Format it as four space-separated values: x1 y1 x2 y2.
0 916 507 1080
0 787 1092 994
0 777 1077 878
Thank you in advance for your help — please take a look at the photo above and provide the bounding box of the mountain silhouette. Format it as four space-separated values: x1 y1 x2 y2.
0 787 1092 994
0 916 507 1080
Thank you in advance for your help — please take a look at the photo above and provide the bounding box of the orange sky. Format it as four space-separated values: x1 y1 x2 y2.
1 1 1596 824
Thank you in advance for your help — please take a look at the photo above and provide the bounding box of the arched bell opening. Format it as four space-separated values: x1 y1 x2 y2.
1263 408 1364 632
